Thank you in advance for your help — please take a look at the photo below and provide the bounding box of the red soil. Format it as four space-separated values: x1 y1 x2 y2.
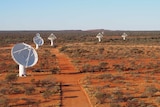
51 48 91 107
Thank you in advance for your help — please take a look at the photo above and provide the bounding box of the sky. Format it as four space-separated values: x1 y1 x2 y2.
0 0 160 31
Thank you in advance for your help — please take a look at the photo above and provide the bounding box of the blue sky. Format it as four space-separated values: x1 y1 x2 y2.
0 0 160 30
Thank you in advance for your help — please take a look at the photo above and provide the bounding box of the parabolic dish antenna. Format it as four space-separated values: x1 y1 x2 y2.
101 31 104 35
96 32 103 42
33 33 44 49
36 33 40 37
121 32 128 40
11 43 38 77
48 33 57 46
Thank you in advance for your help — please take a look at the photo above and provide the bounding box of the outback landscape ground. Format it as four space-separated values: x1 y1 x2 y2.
0 30 160 107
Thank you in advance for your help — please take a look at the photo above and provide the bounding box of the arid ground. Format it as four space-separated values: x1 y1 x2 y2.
1 31 160 107
0 45 92 107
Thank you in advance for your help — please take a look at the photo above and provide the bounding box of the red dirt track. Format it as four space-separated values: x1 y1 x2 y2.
51 48 91 107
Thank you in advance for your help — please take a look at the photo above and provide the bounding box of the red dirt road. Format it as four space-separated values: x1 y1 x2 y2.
51 48 91 107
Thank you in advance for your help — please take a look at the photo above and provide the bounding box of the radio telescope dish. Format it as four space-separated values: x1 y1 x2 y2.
11 43 38 77
33 33 44 49
101 31 104 35
36 33 40 37
121 32 128 40
48 33 57 46
96 33 103 42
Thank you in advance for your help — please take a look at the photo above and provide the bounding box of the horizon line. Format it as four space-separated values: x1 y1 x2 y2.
0 29 160 32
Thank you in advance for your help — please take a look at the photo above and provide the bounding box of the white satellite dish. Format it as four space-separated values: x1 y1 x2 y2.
101 31 104 35
36 33 40 37
48 33 57 46
33 33 44 49
11 43 38 77
121 32 128 40
96 33 103 42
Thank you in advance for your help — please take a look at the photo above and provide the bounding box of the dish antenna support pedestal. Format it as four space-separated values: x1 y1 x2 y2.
35 44 39 49
19 65 26 77
50 40 54 46
98 37 101 42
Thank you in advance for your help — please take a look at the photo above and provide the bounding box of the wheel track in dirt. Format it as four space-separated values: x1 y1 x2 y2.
51 48 91 107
